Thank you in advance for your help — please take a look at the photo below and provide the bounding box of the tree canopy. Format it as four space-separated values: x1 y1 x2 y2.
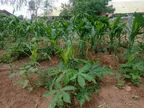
60 0 115 16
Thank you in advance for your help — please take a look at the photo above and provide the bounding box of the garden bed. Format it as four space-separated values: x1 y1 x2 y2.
0 54 144 108
0 13 144 108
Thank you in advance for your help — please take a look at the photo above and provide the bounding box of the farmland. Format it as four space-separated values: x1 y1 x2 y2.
0 13 144 108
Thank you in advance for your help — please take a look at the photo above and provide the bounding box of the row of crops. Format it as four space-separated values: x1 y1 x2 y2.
0 13 144 108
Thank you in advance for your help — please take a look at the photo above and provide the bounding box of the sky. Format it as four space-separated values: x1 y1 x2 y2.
0 0 69 18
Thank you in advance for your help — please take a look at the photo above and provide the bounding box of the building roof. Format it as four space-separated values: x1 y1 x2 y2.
0 9 13 16
48 7 62 16
109 0 144 14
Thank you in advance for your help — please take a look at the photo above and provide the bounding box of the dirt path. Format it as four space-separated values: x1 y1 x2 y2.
0 60 144 108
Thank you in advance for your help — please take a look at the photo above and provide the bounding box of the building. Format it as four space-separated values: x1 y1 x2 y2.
109 0 144 14
0 9 13 16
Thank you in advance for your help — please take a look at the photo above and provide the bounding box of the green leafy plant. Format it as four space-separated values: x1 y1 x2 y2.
137 42 144 53
0 32 4 49
9 43 39 90
119 50 144 86
108 15 126 54
9 63 39 90
44 85 76 108
40 59 112 108
126 13 144 47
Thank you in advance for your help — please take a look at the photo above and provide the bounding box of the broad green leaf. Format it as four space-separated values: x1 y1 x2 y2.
22 80 29 88
25 65 31 69
57 62 64 70
131 74 139 80
95 89 99 94
84 94 90 101
78 59 89 64
92 64 99 69
48 93 59 108
70 74 77 81
63 92 71 103
28 87 33 91
8 73 16 78
56 74 63 82
43 90 57 97
81 73 94 82
29 67 38 73
79 64 91 73
64 73 70 85
79 98 85 106
19 69 26 75
62 86 76 91
55 82 62 89
78 75 85 88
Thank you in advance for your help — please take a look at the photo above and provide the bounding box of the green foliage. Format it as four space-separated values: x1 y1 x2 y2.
9 44 39 90
9 63 39 90
1 13 143 60
109 15 126 54
61 46 75 64
0 32 4 49
44 86 76 108
6 43 31 61
126 13 144 47
119 49 144 86
60 0 115 16
1 11 144 108
40 59 112 107
138 42 144 53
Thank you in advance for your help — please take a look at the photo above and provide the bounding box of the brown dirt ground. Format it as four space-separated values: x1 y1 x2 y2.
0 54 144 108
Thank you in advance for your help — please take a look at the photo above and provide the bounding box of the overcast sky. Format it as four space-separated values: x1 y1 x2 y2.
0 0 69 18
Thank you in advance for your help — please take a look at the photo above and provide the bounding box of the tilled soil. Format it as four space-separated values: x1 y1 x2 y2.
0 55 144 108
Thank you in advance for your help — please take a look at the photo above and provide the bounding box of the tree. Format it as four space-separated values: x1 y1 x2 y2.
43 0 53 15
60 0 115 16
0 0 54 17
0 0 28 8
